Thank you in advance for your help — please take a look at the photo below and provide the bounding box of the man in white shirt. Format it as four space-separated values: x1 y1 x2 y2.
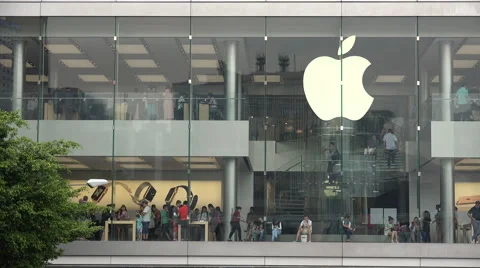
294 216 313 242
141 200 152 240
383 129 398 168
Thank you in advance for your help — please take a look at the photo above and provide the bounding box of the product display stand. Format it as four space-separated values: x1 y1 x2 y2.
177 221 209 242
103 220 136 241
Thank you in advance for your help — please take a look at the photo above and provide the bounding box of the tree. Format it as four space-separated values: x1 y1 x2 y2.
0 111 103 268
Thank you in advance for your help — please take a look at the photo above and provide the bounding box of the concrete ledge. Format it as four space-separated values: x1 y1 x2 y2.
5 2 480 17
61 241 480 259
52 242 480 267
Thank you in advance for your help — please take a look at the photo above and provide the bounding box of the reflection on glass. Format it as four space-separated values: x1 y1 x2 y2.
0 17 41 120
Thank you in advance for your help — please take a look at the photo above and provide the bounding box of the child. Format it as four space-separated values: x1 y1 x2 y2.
136 210 143 241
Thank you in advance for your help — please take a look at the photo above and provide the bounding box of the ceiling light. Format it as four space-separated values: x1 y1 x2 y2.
457 158 480 165
190 164 220 170
197 75 224 83
26 75 48 83
0 45 12 54
174 156 217 163
56 156 79 163
182 44 216 55
137 75 167 82
118 45 148 54
105 157 145 163
120 164 153 169
253 75 281 83
78 75 109 82
46 44 82 54
431 75 464 83
64 163 89 169
0 59 34 68
125 59 158 68
60 59 96 68
192 60 219 69
455 166 480 171
454 60 478 69
375 75 405 83
457 45 480 55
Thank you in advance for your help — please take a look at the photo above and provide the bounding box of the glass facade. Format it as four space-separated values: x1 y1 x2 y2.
2 16 480 244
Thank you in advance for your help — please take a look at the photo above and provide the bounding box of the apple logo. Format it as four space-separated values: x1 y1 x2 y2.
303 35 373 121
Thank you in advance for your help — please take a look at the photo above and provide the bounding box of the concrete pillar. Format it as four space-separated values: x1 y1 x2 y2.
439 41 455 243
12 40 25 116
223 41 238 240
225 41 237 121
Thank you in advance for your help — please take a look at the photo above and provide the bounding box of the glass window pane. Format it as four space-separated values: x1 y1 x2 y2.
266 17 341 242
419 17 480 244
113 17 191 241
342 17 417 242
0 17 41 121
42 18 116 239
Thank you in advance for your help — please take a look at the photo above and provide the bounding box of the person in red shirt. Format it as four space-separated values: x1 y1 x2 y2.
228 206 242 241
178 201 189 241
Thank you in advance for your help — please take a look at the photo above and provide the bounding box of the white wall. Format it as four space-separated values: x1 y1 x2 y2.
19 120 249 157
432 121 480 158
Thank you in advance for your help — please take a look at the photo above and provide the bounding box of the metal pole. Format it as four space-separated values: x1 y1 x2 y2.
12 40 25 116
439 41 454 243
223 41 238 240
237 72 242 120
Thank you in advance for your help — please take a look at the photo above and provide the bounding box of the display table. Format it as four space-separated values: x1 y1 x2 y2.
104 220 136 241
178 221 209 241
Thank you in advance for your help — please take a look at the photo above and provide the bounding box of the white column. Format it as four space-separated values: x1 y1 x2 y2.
223 41 238 240
12 41 25 115
439 41 454 243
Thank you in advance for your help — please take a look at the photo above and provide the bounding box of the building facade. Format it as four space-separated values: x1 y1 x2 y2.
2 2 480 266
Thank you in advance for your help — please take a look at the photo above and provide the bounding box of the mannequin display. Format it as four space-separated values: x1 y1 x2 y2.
163 88 174 120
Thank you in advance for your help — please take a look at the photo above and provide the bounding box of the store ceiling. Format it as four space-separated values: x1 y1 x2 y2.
56 156 225 171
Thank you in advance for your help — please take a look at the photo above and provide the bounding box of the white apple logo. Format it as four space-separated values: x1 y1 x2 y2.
303 35 373 121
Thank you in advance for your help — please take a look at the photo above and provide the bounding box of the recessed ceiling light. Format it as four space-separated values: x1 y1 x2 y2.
105 157 145 163
253 75 281 83
46 44 82 54
197 75 224 83
455 165 480 171
454 60 478 69
0 59 34 68
120 164 152 169
375 75 405 83
26 75 48 83
431 75 464 83
191 60 219 69
182 44 216 55
0 45 12 54
457 158 480 165
64 163 89 169
118 45 148 54
60 59 96 68
125 59 158 68
457 45 480 55
56 156 79 163
174 156 217 163
137 75 167 82
78 75 110 82
190 164 220 170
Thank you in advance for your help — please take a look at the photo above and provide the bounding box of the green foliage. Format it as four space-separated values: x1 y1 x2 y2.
0 111 103 268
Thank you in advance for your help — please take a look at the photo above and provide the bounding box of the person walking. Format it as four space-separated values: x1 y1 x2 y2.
382 129 398 168
468 201 480 243
228 206 242 241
